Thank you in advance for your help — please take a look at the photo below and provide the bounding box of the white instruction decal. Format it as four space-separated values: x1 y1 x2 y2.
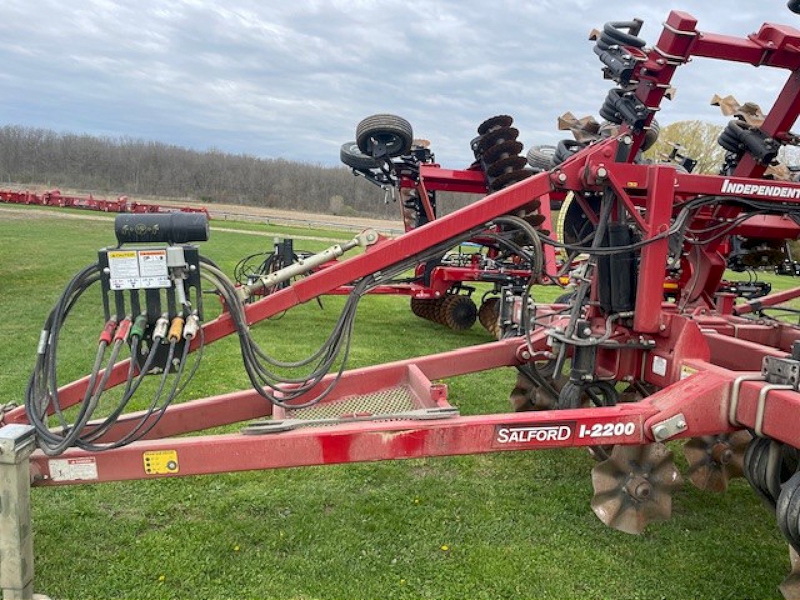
49 457 99 482
652 355 667 377
108 249 170 290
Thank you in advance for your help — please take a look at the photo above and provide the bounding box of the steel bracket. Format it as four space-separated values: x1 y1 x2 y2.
762 356 800 390
651 412 688 441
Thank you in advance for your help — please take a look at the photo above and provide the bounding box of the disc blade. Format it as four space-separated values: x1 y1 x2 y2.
590 444 681 535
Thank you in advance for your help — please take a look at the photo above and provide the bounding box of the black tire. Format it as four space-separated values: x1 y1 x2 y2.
553 139 585 165
743 438 799 510
558 380 619 461
340 142 379 170
356 114 413 158
559 193 601 244
526 145 556 171
777 470 800 553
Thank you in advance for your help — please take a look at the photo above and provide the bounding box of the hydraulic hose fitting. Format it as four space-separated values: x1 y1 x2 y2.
130 314 148 340
168 316 185 343
99 319 117 345
114 317 132 343
153 315 169 342
183 313 201 340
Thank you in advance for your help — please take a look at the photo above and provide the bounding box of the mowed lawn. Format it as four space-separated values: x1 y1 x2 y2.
0 205 794 600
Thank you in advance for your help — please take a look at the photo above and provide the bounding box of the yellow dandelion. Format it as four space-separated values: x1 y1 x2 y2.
158 575 165 582
440 545 449 551
234 545 240 552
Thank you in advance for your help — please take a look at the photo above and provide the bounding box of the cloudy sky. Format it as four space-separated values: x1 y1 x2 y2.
1 1 796 167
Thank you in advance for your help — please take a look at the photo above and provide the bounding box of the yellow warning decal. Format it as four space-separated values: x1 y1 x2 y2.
108 250 137 259
143 450 179 475
680 365 698 380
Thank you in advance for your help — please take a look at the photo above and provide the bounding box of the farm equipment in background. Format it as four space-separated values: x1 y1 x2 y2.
235 113 551 334
338 113 556 333
0 188 209 217
8 5 800 599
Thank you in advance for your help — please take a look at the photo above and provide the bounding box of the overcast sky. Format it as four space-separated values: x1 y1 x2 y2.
1 1 797 168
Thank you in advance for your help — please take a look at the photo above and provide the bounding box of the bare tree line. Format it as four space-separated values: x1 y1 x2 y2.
0 125 478 219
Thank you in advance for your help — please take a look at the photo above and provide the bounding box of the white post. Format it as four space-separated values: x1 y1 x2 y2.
0 425 36 600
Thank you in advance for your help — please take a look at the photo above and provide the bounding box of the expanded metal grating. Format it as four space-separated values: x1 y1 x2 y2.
287 385 419 420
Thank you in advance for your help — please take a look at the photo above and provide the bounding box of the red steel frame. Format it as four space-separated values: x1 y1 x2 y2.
4 11 800 499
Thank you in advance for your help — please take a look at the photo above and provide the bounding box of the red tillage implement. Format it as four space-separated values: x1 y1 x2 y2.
5 7 800 599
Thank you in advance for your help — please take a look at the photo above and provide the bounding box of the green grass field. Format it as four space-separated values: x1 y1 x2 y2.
0 205 795 599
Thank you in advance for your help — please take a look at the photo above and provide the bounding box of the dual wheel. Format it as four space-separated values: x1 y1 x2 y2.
340 114 414 169
743 437 800 597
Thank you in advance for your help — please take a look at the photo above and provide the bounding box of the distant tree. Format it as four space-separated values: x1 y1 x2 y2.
645 120 726 174
329 195 345 215
0 125 404 218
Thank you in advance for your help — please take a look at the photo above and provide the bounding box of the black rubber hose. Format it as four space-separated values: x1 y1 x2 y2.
601 20 645 48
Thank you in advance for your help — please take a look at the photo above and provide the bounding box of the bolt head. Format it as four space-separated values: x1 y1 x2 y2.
557 173 567 183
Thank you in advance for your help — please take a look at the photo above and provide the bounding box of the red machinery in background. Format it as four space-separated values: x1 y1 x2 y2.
235 114 557 334
0 188 209 216
6 6 800 599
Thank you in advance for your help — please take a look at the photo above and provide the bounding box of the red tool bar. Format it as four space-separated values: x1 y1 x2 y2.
734 287 800 315
734 215 800 239
418 165 487 194
704 332 786 371
733 379 800 444
30 403 656 486
691 25 800 69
